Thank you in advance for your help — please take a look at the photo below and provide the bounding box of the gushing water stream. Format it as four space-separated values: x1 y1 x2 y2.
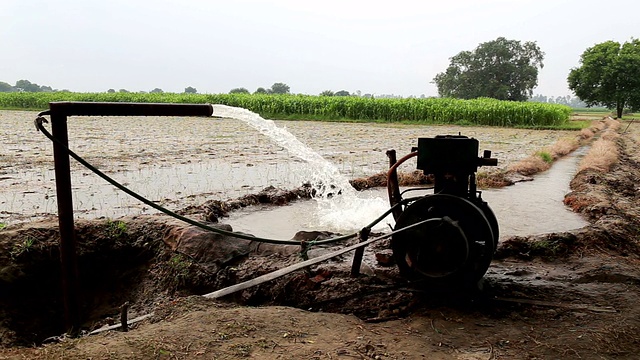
212 105 355 197
212 105 393 231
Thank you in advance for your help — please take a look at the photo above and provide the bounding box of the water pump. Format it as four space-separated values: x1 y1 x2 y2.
387 135 498 287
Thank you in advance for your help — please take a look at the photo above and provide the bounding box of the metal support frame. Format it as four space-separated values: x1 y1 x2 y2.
350 227 371 277
45 102 213 334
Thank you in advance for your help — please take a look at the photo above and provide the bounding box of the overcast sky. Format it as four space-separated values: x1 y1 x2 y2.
1 0 637 97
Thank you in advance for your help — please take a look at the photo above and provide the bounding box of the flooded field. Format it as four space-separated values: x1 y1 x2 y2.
1 110 579 232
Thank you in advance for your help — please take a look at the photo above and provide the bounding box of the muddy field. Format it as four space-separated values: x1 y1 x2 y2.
1 110 639 359
1 110 576 224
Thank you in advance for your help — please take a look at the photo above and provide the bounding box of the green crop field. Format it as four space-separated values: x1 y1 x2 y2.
0 92 572 128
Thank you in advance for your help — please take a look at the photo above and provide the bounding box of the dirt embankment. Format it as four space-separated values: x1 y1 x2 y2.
1 120 640 359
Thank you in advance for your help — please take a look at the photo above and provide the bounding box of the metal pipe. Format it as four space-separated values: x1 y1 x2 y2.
386 151 417 222
50 112 80 336
386 150 403 222
350 227 371 277
48 102 213 117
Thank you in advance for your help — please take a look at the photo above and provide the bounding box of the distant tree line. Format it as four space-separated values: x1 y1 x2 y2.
0 80 203 95
0 80 57 92
108 86 198 94
227 85 431 99
528 94 587 108
229 82 291 95
319 90 350 97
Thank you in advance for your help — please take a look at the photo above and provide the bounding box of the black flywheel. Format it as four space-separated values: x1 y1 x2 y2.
391 194 495 287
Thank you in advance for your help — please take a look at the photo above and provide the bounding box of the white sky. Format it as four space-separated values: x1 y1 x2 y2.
1 0 637 97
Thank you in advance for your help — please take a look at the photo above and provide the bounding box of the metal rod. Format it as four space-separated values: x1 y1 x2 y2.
386 149 404 221
120 302 129 332
350 227 371 277
48 102 213 117
623 119 635 134
203 218 439 300
50 112 81 336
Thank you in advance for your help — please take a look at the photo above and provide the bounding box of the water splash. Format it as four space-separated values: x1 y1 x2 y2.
212 104 393 232
312 192 393 231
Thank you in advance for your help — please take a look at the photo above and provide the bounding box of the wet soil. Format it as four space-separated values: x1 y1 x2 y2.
0 112 639 359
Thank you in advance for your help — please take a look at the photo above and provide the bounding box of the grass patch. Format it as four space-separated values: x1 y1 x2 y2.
536 151 553 164
530 239 562 256
106 219 127 239
169 254 193 280
509 121 590 130
561 120 591 130
571 108 610 114
10 236 36 259
0 223 6 230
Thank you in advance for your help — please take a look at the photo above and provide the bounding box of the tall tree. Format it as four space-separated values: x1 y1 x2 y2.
150 88 164 93
568 39 640 118
254 87 268 94
184 86 197 94
269 82 290 95
433 37 544 101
